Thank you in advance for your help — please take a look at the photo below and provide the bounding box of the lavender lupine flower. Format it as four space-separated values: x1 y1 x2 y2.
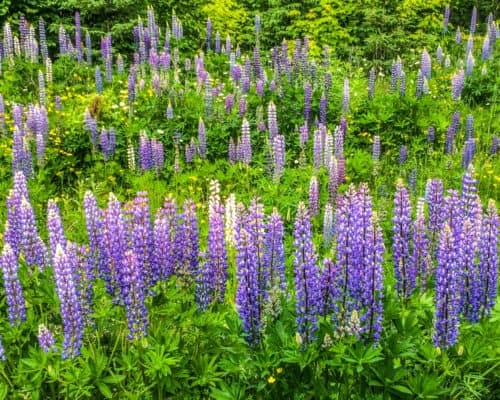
39 18 48 60
100 128 116 160
368 68 375 99
235 218 261 345
256 79 264 96
490 136 499 155
238 97 246 117
225 94 234 114
393 181 414 300
421 48 431 80
479 200 499 318
47 199 66 260
360 213 384 343
53 244 84 358
319 93 327 125
95 66 103 94
412 199 431 292
265 208 286 292
1 244 26 326
0 94 5 130
445 114 459 154
415 69 424 98
153 197 176 280
465 51 475 76
433 224 460 348
372 135 381 163
293 202 321 344
268 101 278 141
126 192 157 288
390 58 400 92
151 138 164 171
436 45 444 63
272 134 285 181
58 25 67 54
18 196 47 269
319 258 340 318
196 180 227 308
139 131 153 171
12 126 33 179
205 18 212 51
75 12 83 62
84 109 99 149
38 324 56 353
313 129 323 170
38 70 46 106
240 119 252 165
127 68 136 103
85 31 92 65
466 34 474 56
399 71 406 97
182 200 199 276
228 137 236 164
308 176 319 217
427 126 436 144
470 6 477 34
323 203 334 248
482 36 491 60
121 250 148 340
198 118 207 158
398 145 408 165
303 82 312 122
456 27 462 44
461 139 475 169
443 5 450 31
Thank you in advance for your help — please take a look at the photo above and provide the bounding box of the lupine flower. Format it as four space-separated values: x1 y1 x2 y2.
206 18 212 51
53 244 84 358
39 18 48 60
95 66 103 93
398 145 408 165
47 199 67 260
240 119 252 165
268 101 278 141
433 224 460 348
456 27 462 44
412 199 431 292
323 203 334 248
139 131 153 171
465 51 475 76
461 139 475 169
451 69 465 101
399 71 406 97
238 97 246 117
482 36 491 60
293 202 321 344
1 244 26 326
490 135 499 155
272 134 285 181
319 258 340 317
372 135 381 162
153 197 176 280
436 45 444 63
122 250 148 340
470 6 477 34
308 176 319 217
368 68 375 99
479 200 499 318
18 195 48 269
265 208 286 292
393 181 414 300
225 94 234 114
421 48 431 80
319 93 327 125
84 109 99 149
415 69 424 98
198 118 207 158
38 324 56 353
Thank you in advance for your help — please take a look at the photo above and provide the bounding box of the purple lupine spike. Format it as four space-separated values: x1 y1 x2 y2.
445 112 460 154
443 5 450 31
368 68 376 99
126 192 157 287
399 70 406 97
412 199 431 292
342 77 350 114
427 126 435 144
336 157 346 184
360 213 384 343
225 94 234 114
323 203 334 248
293 202 321 344
470 7 477 34
265 208 286 292
235 214 261 345
398 145 408 165
268 101 278 142
58 25 67 54
272 134 285 181
38 324 55 353
95 66 103 94
238 97 246 117
319 93 327 125
299 123 309 148
458 218 481 322
198 118 207 158
139 131 153 171
151 138 164 171
390 58 400 92
372 135 381 162
303 82 312 122
121 250 148 340
253 46 262 80
433 224 460 348
75 244 95 326
436 45 444 63
103 193 128 298
182 199 199 276
308 176 319 217
225 35 231 55
421 48 431 80
166 101 174 120
75 12 83 63
452 69 465 101
465 51 475 76
196 180 227 309
240 119 252 165
456 27 462 44
256 79 264 96
313 129 323 169
393 181 414 300
206 18 212 51
19 196 47 269
38 18 48 61
319 258 340 317
415 69 424 98
53 244 84 358
482 35 491 60
228 137 236 164
490 135 499 155
84 109 99 149
461 139 475 169
153 197 176 280
479 200 499 318
1 244 26 326
442 190 462 242
47 199 66 260
85 31 92 65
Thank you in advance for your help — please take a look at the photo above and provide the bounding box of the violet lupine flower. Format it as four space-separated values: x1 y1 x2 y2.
415 69 424 98
153 197 176 280
482 36 491 60
470 6 477 34
75 12 83 63
272 134 285 181
299 123 309 147
95 66 103 94
465 52 475 76
215 31 221 53
421 48 431 80
127 192 157 288
47 199 67 260
0 94 5 130
139 131 153 171
100 128 116 160
303 82 312 122
443 5 450 31
206 18 212 51
461 139 475 169
1 244 26 326
398 145 408 165
412 199 431 292
58 25 67 54
166 101 174 120
479 200 499 318
372 135 381 162
335 125 345 158
256 79 264 96
127 68 136 103
319 93 327 125
323 203 334 248
393 181 414 300
390 59 400 92
225 94 234 114
236 219 261 345
196 180 227 309
319 258 340 317
456 27 462 44
433 224 460 349
342 78 350 114
238 97 246 117
337 157 346 184
436 45 444 63
121 250 148 340
19 196 47 269
85 31 92 65
368 68 376 99
308 176 319 217
84 109 99 149
198 118 207 158
360 213 384 343
399 71 406 97
53 244 84 358
181 200 199 277
228 137 236 164
265 208 286 292
293 202 321 344
240 119 252 165
38 324 56 353
313 129 323 170
39 18 48 60
452 69 465 101
268 101 278 142
427 126 436 144
490 135 499 155
12 126 33 179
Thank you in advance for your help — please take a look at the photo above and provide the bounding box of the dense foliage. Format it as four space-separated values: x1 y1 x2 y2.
0 2 499 400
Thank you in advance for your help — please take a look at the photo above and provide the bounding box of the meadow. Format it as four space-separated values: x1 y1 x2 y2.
0 3 499 399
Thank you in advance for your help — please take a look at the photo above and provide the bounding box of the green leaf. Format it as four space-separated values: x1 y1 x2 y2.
97 382 112 399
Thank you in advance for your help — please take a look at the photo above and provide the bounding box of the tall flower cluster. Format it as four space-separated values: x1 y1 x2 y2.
1 244 26 326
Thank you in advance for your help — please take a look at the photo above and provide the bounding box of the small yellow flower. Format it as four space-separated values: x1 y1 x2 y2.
276 368 283 374
268 376 276 384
